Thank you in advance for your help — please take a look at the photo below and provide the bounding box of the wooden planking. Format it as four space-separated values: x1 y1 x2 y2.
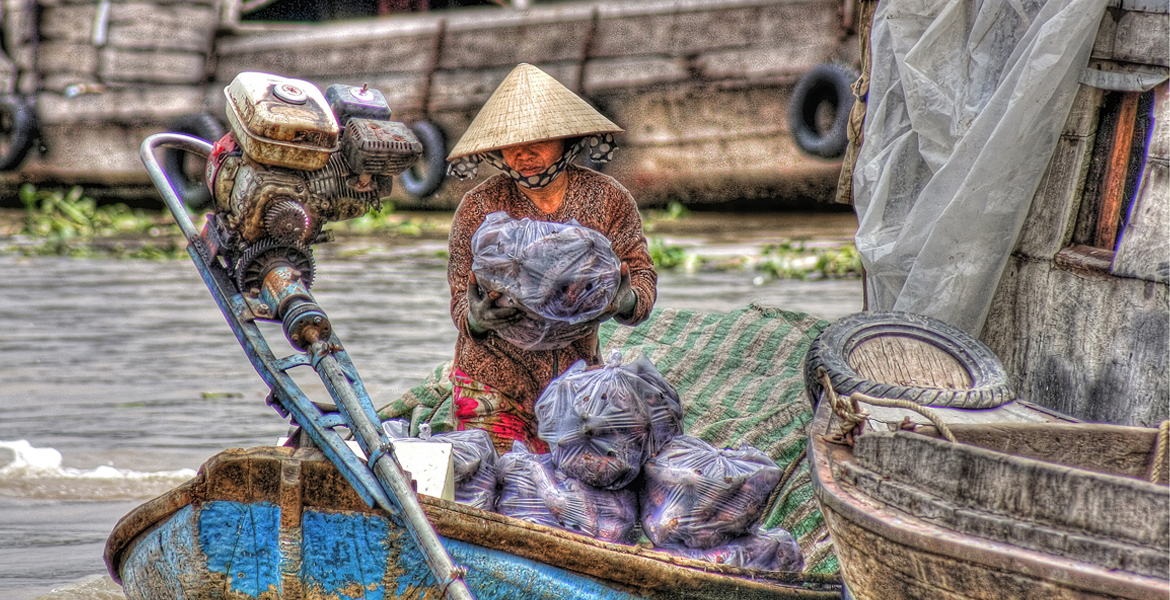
1113 84 1170 283
438 19 590 70
105 3 218 52
608 81 791 145
36 84 206 124
214 30 437 81
852 431 1169 551
848 336 973 389
981 256 1169 428
1013 85 1102 259
39 4 99 43
98 48 207 83
1112 161 1170 282
32 122 162 174
824 507 1155 600
1092 9 1170 67
36 42 100 77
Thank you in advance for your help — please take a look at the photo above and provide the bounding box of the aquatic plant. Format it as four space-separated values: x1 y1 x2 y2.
756 241 861 280
8 184 186 258
325 203 448 239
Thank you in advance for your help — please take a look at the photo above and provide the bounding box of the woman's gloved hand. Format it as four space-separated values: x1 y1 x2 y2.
598 263 637 323
466 272 522 335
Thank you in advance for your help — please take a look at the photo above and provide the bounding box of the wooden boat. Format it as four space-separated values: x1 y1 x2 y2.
799 0 1170 586
803 311 1170 600
808 388 1170 599
105 444 844 600
0 0 862 208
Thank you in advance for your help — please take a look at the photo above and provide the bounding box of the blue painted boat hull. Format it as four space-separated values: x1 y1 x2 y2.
106 446 842 600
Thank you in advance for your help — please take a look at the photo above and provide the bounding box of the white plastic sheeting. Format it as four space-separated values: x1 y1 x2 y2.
853 0 1108 334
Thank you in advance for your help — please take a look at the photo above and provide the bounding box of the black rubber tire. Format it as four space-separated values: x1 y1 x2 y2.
400 120 446 199
0 94 37 172
789 64 858 159
163 114 225 209
804 311 1014 410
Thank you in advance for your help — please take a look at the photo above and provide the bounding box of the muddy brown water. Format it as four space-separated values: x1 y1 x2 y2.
0 211 861 599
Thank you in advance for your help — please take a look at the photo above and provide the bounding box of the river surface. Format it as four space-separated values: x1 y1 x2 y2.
0 228 861 600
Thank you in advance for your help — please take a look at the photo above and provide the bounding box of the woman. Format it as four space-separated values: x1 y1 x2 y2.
445 63 658 454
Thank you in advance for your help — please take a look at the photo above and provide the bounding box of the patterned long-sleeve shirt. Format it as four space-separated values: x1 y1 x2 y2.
447 164 657 412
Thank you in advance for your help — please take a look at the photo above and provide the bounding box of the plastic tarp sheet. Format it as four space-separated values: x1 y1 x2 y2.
853 0 1108 334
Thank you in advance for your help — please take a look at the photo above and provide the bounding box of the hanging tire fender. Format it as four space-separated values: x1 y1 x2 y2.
788 64 858 160
804 311 1014 410
163 113 226 209
400 120 447 199
0 94 38 172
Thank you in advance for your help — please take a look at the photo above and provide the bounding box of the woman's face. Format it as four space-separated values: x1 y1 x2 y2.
501 139 565 177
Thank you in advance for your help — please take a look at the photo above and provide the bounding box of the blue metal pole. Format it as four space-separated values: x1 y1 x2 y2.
140 133 475 600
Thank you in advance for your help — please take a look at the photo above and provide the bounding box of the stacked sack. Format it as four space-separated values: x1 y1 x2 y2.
495 350 804 572
640 436 804 572
496 440 639 543
470 211 622 350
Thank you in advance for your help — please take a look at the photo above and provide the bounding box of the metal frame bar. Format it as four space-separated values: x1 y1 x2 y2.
139 133 475 600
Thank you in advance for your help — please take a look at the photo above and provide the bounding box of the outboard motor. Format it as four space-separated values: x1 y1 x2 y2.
199 72 422 348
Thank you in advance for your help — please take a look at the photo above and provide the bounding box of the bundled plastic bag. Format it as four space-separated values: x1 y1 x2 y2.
471 211 621 350
380 421 498 510
623 352 683 455
657 526 805 572
641 435 782 549
496 441 638 543
536 350 682 490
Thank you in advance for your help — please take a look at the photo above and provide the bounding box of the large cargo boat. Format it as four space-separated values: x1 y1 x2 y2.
0 0 862 207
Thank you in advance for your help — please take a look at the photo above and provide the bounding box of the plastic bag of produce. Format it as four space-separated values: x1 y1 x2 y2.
623 352 683 455
471 211 621 350
641 435 782 549
497 440 638 543
380 421 498 510
536 351 671 490
657 526 805 572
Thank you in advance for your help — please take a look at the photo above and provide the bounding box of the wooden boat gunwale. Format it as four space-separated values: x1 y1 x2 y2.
807 399 1170 600
106 444 844 600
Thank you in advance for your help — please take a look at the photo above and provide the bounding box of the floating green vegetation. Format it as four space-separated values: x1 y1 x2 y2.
648 237 862 280
648 237 689 270
325 203 447 238
7 184 185 259
641 201 691 231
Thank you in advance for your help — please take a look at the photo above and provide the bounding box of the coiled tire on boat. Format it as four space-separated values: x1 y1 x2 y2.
804 311 1014 410
0 94 37 172
400 120 446 199
162 113 225 209
789 64 857 159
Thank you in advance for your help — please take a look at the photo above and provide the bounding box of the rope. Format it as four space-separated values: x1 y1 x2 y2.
1150 420 1169 484
817 369 956 444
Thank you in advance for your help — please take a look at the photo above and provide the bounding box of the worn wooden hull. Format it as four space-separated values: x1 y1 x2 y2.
106 445 842 600
808 400 1170 600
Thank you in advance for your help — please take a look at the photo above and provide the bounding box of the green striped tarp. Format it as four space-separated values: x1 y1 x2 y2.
378 303 837 574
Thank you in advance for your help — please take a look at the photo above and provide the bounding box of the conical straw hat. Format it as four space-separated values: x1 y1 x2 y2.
447 63 623 160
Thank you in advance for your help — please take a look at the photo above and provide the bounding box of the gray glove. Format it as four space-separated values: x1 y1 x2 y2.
466 272 522 335
598 263 637 323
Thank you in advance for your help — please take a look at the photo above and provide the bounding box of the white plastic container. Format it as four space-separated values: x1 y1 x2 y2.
224 72 339 170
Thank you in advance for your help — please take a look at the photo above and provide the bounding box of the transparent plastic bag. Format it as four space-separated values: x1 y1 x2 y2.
641 435 782 549
380 420 498 510
657 526 804 572
496 440 638 542
471 211 621 350
535 350 681 490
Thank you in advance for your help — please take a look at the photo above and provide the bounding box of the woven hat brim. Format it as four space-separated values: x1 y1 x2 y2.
447 63 623 160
